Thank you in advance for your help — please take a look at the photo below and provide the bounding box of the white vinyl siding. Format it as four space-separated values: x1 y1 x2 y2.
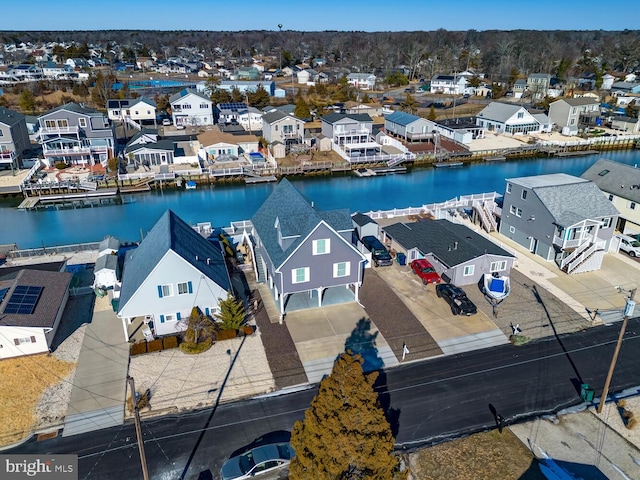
292 267 310 284
333 262 351 278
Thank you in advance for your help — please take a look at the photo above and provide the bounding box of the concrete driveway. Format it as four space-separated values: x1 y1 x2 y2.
373 263 508 354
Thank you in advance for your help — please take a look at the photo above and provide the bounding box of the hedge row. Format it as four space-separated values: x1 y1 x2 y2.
130 335 180 356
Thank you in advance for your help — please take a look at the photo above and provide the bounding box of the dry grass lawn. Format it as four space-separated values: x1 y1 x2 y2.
408 429 545 480
0 354 75 446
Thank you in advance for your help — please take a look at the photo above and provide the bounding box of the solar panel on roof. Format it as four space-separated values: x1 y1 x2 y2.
0 287 9 303
3 286 42 315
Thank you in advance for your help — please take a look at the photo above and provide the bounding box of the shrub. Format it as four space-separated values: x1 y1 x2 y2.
179 338 213 354
54 162 68 170
163 336 179 349
126 389 151 413
130 341 147 356
147 339 163 352
242 325 255 336
510 335 531 346
217 329 237 341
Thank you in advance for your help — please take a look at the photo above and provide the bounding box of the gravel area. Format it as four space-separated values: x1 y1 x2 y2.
128 333 275 417
253 290 308 389
360 269 443 361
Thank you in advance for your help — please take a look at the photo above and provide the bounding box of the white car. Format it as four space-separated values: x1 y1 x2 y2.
617 234 640 257
220 442 295 480
161 118 171 126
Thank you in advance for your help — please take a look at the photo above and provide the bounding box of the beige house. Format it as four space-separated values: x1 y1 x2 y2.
197 130 259 162
581 158 640 234
261 110 305 145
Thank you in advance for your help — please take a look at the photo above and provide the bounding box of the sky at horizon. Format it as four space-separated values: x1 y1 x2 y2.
5 1 640 32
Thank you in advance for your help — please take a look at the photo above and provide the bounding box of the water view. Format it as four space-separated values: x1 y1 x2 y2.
2 150 640 249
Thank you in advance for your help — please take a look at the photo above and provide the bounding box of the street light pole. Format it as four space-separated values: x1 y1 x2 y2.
597 287 636 414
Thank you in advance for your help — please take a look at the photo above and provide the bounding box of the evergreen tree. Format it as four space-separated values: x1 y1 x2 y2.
289 352 402 480
294 97 311 119
19 89 36 114
214 291 245 330
427 104 437 121
246 84 270 109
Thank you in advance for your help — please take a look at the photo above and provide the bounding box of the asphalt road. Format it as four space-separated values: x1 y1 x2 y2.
10 318 640 480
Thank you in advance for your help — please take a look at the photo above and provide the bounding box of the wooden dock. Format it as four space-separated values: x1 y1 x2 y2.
18 188 120 210
245 176 277 184
18 197 40 209
120 185 151 193
554 150 599 157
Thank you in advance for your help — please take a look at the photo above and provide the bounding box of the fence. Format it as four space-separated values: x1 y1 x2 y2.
8 242 100 258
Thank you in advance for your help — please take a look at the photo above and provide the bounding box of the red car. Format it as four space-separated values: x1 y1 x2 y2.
410 259 441 285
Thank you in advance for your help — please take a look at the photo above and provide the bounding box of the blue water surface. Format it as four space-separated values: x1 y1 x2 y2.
2 150 639 249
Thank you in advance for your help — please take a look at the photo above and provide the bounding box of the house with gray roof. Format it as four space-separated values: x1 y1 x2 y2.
250 179 366 314
475 102 550 135
38 103 115 168
382 220 515 286
500 173 619 274
0 268 72 359
321 113 373 145
611 116 640 134
117 210 232 338
261 110 305 146
169 88 213 127
0 107 30 170
581 159 640 235
346 73 376 90
106 97 157 125
384 111 433 142
548 97 601 135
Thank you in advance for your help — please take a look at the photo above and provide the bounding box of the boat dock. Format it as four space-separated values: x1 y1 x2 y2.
354 166 407 177
18 188 120 210
554 150 599 157
245 175 277 184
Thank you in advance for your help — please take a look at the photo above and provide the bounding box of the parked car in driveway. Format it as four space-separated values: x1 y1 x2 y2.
410 259 441 285
617 234 640 257
221 442 295 480
360 235 393 267
162 118 171 126
435 283 477 315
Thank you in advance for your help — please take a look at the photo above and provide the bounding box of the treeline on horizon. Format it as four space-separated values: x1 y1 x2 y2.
1 29 639 82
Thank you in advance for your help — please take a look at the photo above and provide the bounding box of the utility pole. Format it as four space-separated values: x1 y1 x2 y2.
128 376 150 480
597 287 636 414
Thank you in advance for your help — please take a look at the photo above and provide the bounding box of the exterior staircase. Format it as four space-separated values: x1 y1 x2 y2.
561 240 605 274
255 251 266 283
473 200 497 232
124 116 142 131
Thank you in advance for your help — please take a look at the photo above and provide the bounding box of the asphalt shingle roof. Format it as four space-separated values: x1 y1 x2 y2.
581 159 640 204
476 102 526 123
510 173 619 227
169 88 211 104
118 210 231 312
321 113 373 125
385 111 422 127
383 220 514 268
251 179 352 268
0 107 25 127
351 212 377 227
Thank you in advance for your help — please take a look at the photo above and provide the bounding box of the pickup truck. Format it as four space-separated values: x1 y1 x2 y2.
360 235 393 267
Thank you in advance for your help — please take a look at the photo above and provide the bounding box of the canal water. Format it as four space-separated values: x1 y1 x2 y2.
2 150 640 249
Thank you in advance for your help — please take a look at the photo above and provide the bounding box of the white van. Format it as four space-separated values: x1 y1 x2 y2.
616 234 640 257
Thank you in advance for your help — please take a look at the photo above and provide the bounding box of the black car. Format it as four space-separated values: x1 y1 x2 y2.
435 283 477 316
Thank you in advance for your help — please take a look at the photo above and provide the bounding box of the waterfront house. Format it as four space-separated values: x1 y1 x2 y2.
250 179 366 315
0 107 31 170
384 111 433 143
0 268 72 359
106 97 157 126
475 102 549 135
347 73 377 90
215 102 247 125
197 130 260 162
581 159 640 235
526 73 551 101
38 103 115 168
382 220 515 286
261 110 305 146
499 173 618 274
169 88 213 128
321 113 374 145
548 97 601 135
610 116 640 134
236 106 264 132
117 210 232 339
124 139 176 167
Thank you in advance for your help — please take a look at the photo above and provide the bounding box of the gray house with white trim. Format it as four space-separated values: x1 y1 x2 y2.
382 220 515 286
384 111 433 142
117 210 231 339
0 107 30 170
499 173 619 274
251 179 366 314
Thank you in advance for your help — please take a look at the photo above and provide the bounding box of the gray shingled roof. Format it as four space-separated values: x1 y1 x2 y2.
262 110 296 124
321 113 373 125
559 97 600 107
383 220 514 268
251 179 353 268
510 173 619 227
99 235 120 253
0 269 72 328
118 210 231 313
169 88 211 104
95 254 118 272
0 107 25 127
581 159 640 204
352 212 377 227
46 102 103 117
125 139 175 154
476 102 525 123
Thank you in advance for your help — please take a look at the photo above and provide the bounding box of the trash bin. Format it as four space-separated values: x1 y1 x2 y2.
397 252 406 266
580 383 595 402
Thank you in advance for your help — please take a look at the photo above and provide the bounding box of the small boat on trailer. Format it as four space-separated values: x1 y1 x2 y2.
482 273 510 317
